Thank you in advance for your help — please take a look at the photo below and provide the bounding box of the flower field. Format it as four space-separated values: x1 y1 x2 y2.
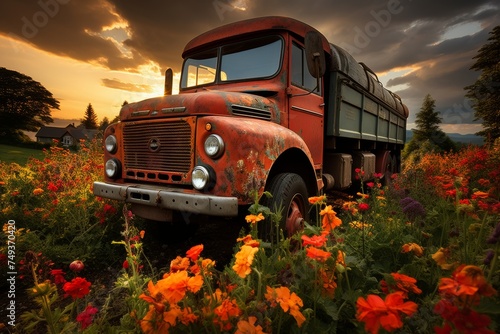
1 140 499 333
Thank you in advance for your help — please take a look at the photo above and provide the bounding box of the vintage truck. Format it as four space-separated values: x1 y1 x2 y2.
93 16 408 240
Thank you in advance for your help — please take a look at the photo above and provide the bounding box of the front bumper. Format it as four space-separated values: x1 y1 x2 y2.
93 181 239 217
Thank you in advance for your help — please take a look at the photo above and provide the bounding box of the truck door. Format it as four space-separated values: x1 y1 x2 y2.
288 41 324 165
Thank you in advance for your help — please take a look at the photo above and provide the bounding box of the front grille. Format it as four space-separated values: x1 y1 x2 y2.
123 120 192 175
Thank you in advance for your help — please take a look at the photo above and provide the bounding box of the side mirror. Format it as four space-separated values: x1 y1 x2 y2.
305 31 326 78
164 68 173 95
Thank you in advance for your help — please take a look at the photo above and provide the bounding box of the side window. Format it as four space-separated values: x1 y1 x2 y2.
291 43 320 94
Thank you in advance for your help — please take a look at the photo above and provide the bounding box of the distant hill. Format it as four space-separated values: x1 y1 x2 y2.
405 130 484 146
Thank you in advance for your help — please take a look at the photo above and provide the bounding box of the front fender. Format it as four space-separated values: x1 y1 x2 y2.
195 116 315 204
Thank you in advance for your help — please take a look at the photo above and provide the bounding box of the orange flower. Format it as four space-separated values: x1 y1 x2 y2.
265 286 306 327
190 258 216 275
139 230 145 239
439 264 496 300
236 234 260 248
319 267 337 298
320 205 342 232
170 256 190 272
186 244 203 262
33 188 44 195
140 305 171 334
356 292 418 334
382 273 422 298
432 248 455 270
149 271 203 304
235 316 266 334
213 298 242 331
232 245 259 278
306 247 331 262
471 191 489 199
301 234 327 247
401 243 424 257
308 195 326 205
245 213 265 224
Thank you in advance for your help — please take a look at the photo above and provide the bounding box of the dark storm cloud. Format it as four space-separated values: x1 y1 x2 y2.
1 0 498 128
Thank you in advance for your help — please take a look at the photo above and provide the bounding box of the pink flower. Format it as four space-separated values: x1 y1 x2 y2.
76 304 98 329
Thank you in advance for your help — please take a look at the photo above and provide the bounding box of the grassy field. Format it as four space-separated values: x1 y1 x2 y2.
0 143 45 165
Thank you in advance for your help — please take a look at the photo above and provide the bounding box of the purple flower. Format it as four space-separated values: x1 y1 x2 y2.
486 222 500 244
484 250 494 265
400 197 426 220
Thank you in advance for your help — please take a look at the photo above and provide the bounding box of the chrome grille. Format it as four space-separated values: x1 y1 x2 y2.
123 120 192 173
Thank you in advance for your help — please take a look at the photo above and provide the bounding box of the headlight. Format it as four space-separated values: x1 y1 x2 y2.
105 159 121 178
105 135 117 153
191 165 216 190
204 134 224 159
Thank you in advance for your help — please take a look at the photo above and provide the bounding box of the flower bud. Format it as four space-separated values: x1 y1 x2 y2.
69 260 84 272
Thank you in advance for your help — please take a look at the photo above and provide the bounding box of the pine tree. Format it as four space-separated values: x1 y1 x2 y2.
81 103 99 129
464 25 500 146
403 94 455 162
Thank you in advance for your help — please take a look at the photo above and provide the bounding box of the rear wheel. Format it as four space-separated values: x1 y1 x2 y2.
259 173 309 242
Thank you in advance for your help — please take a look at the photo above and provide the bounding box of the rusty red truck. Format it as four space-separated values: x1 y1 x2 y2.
93 16 408 239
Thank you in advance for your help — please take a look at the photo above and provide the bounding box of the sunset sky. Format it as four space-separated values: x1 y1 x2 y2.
1 0 498 134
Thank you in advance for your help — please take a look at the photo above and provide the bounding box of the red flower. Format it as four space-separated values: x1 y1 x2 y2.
50 269 66 285
301 234 327 248
63 277 91 299
76 304 98 329
306 247 331 262
358 203 370 212
186 244 204 262
356 292 417 334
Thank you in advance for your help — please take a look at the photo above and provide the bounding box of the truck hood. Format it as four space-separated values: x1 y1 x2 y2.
119 90 280 122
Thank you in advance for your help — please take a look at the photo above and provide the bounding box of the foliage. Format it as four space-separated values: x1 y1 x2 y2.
464 25 500 145
81 103 99 130
403 94 455 163
0 67 58 141
0 139 121 270
2 144 500 333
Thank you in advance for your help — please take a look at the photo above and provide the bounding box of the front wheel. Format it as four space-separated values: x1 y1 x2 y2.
259 173 309 242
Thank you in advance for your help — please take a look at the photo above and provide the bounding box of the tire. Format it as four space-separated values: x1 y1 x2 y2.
259 173 309 242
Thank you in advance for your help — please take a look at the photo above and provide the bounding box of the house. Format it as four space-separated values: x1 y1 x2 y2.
35 124 100 146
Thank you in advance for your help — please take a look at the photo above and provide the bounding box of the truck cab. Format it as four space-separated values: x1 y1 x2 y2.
93 16 408 240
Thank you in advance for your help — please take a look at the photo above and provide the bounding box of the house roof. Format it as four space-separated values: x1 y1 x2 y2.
35 124 99 140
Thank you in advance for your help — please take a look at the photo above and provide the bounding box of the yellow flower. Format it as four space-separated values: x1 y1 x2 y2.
245 213 265 225
431 248 455 270
265 286 305 327
232 245 259 278
401 243 424 257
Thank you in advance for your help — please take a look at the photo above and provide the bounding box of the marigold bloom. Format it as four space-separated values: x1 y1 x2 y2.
190 258 216 275
147 270 203 304
265 286 306 327
33 188 44 195
438 264 496 300
308 195 326 205
471 191 489 199
320 205 342 232
186 244 204 262
236 234 260 248
232 245 259 278
245 213 265 224
401 243 424 257
382 273 422 298
235 316 266 334
432 248 455 270
76 304 98 330
63 277 91 299
433 299 495 334
319 268 337 298
170 256 190 272
356 292 418 334
301 234 327 247
306 246 331 262
213 298 242 331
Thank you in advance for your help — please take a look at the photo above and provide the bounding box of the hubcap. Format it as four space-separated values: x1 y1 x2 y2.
286 195 305 236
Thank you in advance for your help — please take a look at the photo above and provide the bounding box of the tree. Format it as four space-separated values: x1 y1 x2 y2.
0 67 58 141
81 103 99 129
403 94 455 162
464 25 500 146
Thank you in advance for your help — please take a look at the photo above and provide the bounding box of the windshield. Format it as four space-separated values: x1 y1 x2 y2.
181 35 283 89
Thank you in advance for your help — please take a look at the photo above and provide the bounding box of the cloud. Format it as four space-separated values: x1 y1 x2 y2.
0 0 498 131
101 78 154 93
